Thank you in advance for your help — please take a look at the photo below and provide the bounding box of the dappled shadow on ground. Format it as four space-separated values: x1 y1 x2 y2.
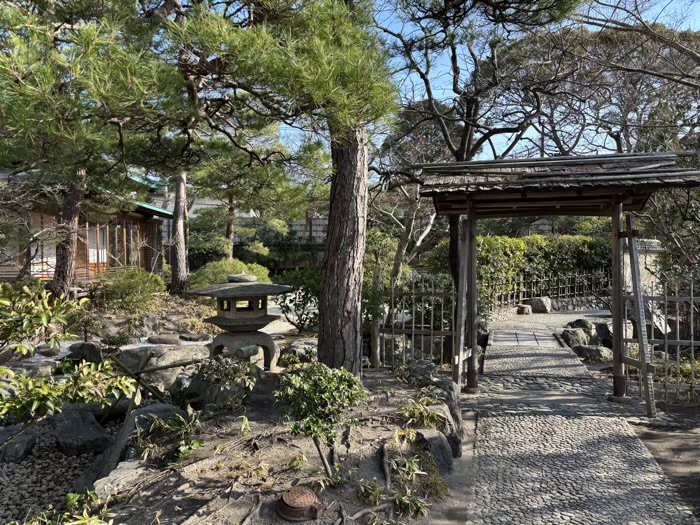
472 412 698 525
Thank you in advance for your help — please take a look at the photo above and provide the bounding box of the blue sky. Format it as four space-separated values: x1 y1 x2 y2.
280 1 700 157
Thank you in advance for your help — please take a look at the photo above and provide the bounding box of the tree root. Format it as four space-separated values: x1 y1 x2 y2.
351 503 391 520
334 503 393 525
381 442 392 490
240 493 262 525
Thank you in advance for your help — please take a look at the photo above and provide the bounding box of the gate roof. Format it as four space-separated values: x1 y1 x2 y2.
416 151 700 217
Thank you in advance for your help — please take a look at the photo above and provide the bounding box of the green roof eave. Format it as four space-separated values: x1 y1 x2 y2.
134 202 173 218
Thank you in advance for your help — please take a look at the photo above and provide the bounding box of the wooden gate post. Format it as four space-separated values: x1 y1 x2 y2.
612 202 626 398
453 215 469 387
466 202 479 391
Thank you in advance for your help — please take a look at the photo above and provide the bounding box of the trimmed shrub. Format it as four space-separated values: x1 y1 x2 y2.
188 233 232 271
96 267 166 314
188 258 271 289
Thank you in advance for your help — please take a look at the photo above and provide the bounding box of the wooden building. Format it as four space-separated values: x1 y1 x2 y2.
0 202 172 282
417 151 700 417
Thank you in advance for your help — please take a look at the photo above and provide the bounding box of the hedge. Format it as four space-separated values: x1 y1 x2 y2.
427 234 611 286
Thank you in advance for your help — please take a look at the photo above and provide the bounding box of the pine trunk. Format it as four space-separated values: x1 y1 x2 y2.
318 126 368 374
225 195 235 259
171 171 189 293
48 181 84 297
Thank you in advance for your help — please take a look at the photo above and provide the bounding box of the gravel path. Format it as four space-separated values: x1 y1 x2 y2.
468 311 699 525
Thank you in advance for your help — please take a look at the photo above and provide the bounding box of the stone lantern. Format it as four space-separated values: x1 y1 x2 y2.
188 273 292 370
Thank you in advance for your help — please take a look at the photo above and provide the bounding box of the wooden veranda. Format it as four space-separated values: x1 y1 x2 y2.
416 151 700 417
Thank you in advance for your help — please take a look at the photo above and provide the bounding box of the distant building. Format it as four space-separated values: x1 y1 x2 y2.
0 203 172 282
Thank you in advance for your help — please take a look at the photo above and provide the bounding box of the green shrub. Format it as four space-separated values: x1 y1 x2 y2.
188 258 271 289
188 233 232 271
0 281 84 356
96 267 166 314
0 360 135 422
278 267 322 332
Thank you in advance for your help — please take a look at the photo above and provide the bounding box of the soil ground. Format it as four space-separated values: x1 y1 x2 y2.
633 403 700 518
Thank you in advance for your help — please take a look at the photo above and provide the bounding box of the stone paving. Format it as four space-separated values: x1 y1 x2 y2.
485 344 591 378
468 310 699 525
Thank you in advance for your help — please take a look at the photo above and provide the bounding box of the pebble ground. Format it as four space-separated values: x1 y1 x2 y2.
468 311 699 525
0 421 120 524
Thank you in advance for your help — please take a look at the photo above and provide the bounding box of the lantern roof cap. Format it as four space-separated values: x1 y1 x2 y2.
188 281 292 299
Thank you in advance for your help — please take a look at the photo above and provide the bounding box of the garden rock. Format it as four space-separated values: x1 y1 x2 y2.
75 403 186 491
406 359 437 385
516 304 532 315
147 334 182 345
560 328 590 349
286 338 318 358
523 296 551 313
572 345 614 363
417 428 453 475
93 460 154 500
179 333 210 342
67 395 136 422
68 341 105 363
184 377 247 411
428 403 462 459
6 360 56 378
116 345 209 391
54 411 114 456
37 344 60 357
135 315 160 338
565 319 600 345
169 373 192 399
0 425 36 463
594 321 614 348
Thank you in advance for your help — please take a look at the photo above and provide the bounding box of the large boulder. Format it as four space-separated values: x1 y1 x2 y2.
75 403 186 491
523 297 552 313
54 411 114 456
0 425 36 463
565 319 600 345
626 300 671 339
115 345 209 391
561 328 590 349
69 341 106 363
572 345 614 363
417 428 453 476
